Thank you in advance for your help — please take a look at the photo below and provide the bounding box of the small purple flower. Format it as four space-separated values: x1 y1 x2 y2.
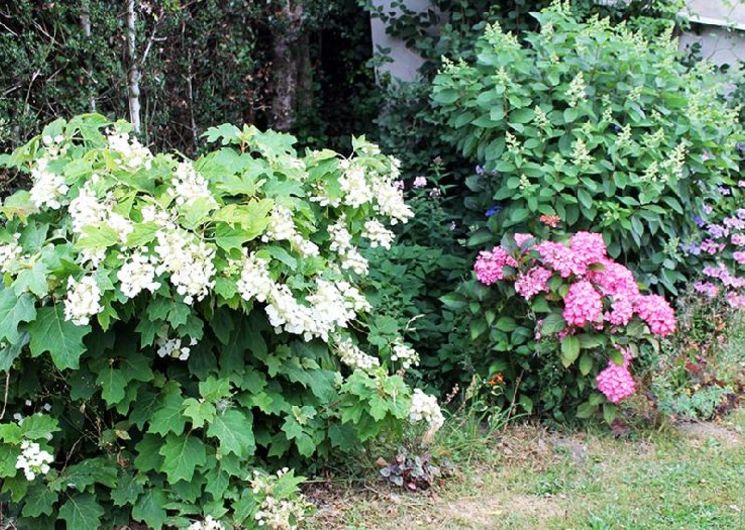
702 150 712 161
724 217 745 230
701 240 725 254
475 165 485 175
693 281 719 298
737 208 745 220
693 215 706 227
736 142 745 154
707 223 729 239
718 186 731 196
412 176 427 188
733 233 745 246
703 205 713 215
485 205 501 217
680 242 701 256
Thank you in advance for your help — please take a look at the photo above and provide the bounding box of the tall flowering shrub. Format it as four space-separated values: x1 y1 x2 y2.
432 2 744 294
462 231 674 420
0 115 442 529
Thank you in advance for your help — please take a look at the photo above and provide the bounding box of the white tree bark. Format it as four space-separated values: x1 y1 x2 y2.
80 0 96 111
126 0 141 133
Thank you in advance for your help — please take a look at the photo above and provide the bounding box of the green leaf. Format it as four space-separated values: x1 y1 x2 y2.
0 290 36 344
560 335 581 367
58 493 104 530
159 433 207 483
148 384 186 436
28 306 89 370
132 489 168 530
207 409 255 457
21 486 57 517
13 261 48 297
603 403 618 424
111 473 144 507
541 312 566 335
579 353 593 376
182 398 216 428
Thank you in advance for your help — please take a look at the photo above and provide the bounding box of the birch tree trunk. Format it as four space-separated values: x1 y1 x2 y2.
126 0 141 133
80 0 96 111
269 1 304 132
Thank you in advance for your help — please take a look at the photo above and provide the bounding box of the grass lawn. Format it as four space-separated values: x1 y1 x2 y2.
308 409 745 529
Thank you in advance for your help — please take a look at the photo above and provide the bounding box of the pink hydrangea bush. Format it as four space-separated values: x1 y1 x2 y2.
473 231 676 414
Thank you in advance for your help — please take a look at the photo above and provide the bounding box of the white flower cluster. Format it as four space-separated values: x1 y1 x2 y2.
328 217 369 275
237 252 274 303
68 184 109 234
409 389 445 434
42 133 68 158
566 72 587 108
187 516 224 530
106 130 153 170
251 469 307 530
169 161 216 206
372 178 413 225
64 276 103 326
338 163 373 208
117 252 161 298
15 440 53 481
109 212 134 243
155 228 216 304
328 218 352 254
262 206 319 258
336 337 379 372
141 204 171 226
363 219 394 249
156 336 196 361
0 235 22 273
391 342 419 369
29 158 69 210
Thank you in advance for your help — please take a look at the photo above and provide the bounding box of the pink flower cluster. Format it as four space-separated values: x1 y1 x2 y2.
596 349 636 404
474 247 517 285
515 266 552 300
563 280 603 326
474 231 679 406
475 231 676 336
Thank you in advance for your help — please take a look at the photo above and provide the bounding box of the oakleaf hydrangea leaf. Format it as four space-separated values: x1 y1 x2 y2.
58 493 104 530
28 305 89 370
0 290 36 344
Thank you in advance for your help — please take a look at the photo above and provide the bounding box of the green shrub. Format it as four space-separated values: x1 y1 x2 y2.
0 115 443 528
431 3 743 294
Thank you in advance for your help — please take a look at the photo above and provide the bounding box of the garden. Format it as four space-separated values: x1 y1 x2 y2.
0 0 744 528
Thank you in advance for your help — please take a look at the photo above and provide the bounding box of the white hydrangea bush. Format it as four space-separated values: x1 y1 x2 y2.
0 115 443 529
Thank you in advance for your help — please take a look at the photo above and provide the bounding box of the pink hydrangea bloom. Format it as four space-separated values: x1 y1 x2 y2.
474 247 516 285
563 281 603 327
570 231 606 265
536 241 586 278
634 294 676 336
732 233 745 246
514 233 534 248
605 293 633 326
596 351 636 404
515 266 552 300
587 259 639 298
734 251 745 265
